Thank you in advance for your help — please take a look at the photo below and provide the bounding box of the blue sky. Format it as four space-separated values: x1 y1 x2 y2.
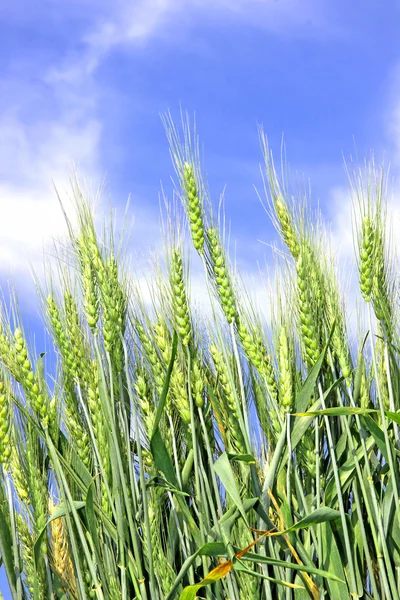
1 0 400 596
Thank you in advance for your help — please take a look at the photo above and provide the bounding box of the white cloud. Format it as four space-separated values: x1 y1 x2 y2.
0 0 329 284
386 65 400 170
321 173 400 340
0 0 353 317
46 0 331 85
0 114 102 270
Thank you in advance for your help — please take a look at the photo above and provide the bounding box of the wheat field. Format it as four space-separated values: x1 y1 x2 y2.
0 117 399 600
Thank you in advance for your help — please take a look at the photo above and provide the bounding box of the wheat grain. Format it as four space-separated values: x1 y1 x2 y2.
49 498 77 596
170 248 191 346
0 375 11 465
207 228 237 324
182 162 205 254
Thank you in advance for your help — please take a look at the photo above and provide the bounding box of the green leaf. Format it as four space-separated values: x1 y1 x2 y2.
216 498 259 543
181 448 195 489
353 333 369 406
234 562 306 588
146 476 190 495
150 332 178 486
324 436 375 505
198 542 227 557
179 584 203 600
151 332 178 437
361 415 389 463
85 482 109 592
294 575 314 600
289 397 321 454
166 545 212 600
226 453 256 464
241 552 345 582
294 323 336 415
285 377 344 462
179 554 306 599
382 476 395 537
281 507 341 534
293 407 376 418
214 452 247 523
321 522 349 598
150 430 178 487
385 410 400 426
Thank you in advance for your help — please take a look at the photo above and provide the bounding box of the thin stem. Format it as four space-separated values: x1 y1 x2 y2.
187 347 208 583
230 321 251 449
315 417 322 567
5 474 21 600
122 340 156 598
369 307 400 521
384 340 400 443
285 412 292 599
317 381 358 596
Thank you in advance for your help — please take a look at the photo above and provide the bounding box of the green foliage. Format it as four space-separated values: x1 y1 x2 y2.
0 120 399 600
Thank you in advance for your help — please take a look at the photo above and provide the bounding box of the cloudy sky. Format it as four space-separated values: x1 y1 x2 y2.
1 0 400 592
2 0 400 284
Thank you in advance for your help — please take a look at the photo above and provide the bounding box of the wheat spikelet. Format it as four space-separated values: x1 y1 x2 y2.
359 216 375 302
153 317 171 364
64 289 89 381
0 375 11 465
10 450 30 504
296 249 320 368
274 196 300 260
170 248 191 346
237 319 278 400
134 373 154 470
325 273 353 383
13 327 50 427
0 323 20 381
210 343 245 454
86 359 111 512
182 162 205 254
47 293 76 375
371 226 393 338
191 358 205 409
360 361 372 409
207 228 237 324
99 255 127 371
77 235 100 333
49 498 77 597
136 320 165 392
278 325 293 414
170 359 191 426
16 513 36 596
